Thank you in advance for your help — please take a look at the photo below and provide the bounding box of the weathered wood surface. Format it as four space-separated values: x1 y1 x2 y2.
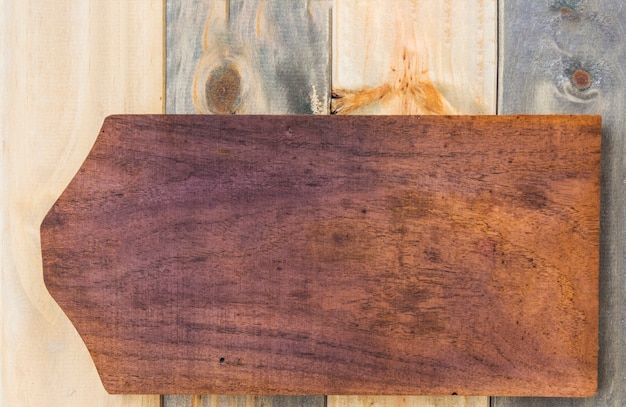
42 114 600 396
331 0 496 115
166 2 497 405
166 0 330 114
164 395 324 407
166 1 329 405
494 1 625 406
328 397 488 407
0 1 163 407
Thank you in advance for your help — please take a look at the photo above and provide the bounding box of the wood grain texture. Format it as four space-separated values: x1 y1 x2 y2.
0 1 162 407
41 114 600 396
494 1 626 406
164 395 324 407
328 396 488 407
166 1 329 405
331 0 496 115
331 2 495 406
166 0 331 114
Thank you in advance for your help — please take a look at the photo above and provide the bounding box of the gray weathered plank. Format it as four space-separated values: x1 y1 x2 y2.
164 395 194 407
166 0 330 114
165 0 329 405
164 395 323 407
494 0 625 405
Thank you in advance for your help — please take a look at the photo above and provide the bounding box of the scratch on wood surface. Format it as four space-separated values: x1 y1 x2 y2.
444 0 452 41
310 85 325 114
476 0 485 104
255 0 265 38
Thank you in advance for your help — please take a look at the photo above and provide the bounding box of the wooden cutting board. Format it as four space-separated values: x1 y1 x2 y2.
41 115 600 396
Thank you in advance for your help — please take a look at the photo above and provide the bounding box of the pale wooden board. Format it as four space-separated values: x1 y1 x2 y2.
166 0 331 114
330 0 495 406
494 0 625 405
331 0 496 115
0 1 163 406
328 396 489 407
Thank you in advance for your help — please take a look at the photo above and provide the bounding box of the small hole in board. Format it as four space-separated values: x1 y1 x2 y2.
451 392 458 396
219 357 225 364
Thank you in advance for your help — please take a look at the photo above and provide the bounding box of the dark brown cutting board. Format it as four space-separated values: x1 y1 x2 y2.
41 115 600 396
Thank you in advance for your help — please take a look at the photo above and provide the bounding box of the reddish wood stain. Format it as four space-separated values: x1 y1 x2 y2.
41 115 600 396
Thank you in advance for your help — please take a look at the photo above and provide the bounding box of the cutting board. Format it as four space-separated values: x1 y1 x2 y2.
41 115 600 396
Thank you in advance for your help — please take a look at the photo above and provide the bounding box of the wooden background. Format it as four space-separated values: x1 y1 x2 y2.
1 0 623 406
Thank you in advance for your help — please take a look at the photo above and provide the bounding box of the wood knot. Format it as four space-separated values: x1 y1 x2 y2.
572 69 591 90
206 62 241 114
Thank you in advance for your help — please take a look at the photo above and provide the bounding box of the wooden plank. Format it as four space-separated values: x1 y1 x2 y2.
164 395 324 407
42 114 600 396
331 0 496 115
331 1 495 406
0 1 163 406
328 396 488 407
166 1 329 405
493 1 625 406
166 0 331 114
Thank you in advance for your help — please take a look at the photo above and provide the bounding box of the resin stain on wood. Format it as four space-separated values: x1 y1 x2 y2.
41 114 600 396
332 0 496 115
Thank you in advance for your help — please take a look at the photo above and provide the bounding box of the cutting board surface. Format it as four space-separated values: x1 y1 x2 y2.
41 115 600 396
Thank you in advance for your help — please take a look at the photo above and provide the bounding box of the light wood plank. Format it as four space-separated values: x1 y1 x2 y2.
328 396 489 407
494 0 625 405
0 1 163 406
331 0 495 405
167 0 331 114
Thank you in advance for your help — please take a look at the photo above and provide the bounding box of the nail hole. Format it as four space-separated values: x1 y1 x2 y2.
451 392 458 396
219 357 225 364
361 208 367 214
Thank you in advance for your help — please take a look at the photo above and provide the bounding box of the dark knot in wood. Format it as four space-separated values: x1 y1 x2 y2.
206 62 241 114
